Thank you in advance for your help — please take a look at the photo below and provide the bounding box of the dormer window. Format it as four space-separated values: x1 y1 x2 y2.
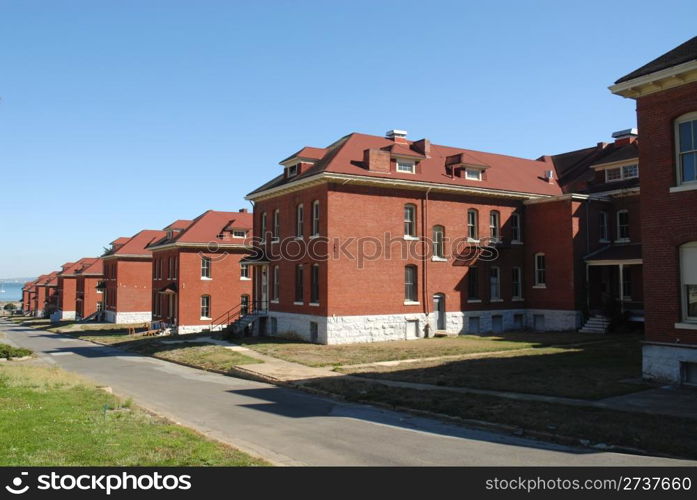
167 230 173 240
465 168 482 181
287 164 298 177
232 230 247 238
396 159 416 174
605 164 638 182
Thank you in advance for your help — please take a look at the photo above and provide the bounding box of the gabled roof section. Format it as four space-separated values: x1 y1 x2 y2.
248 132 562 199
280 146 328 165
106 230 167 257
548 139 639 194
164 219 193 231
149 210 253 248
615 36 697 84
76 258 103 276
59 257 98 277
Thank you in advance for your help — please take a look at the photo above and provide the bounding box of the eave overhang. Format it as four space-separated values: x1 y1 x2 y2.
610 59 697 99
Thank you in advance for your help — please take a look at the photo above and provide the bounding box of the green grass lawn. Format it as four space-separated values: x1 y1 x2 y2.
0 363 267 466
0 343 32 360
238 332 628 367
127 341 261 373
306 378 697 460
339 337 645 399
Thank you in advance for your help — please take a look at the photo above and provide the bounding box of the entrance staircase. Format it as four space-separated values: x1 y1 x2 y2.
208 300 268 336
579 314 611 334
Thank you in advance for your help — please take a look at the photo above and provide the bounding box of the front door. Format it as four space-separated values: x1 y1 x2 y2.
433 293 446 330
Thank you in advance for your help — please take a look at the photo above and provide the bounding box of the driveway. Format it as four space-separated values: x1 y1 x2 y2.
2 320 694 466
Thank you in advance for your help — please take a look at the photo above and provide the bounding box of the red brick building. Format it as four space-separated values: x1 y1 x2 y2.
22 280 37 315
102 231 166 324
74 258 103 320
611 36 697 383
147 210 253 334
55 259 99 321
247 130 638 343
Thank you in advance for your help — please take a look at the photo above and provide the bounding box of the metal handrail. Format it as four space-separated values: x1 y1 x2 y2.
209 300 268 330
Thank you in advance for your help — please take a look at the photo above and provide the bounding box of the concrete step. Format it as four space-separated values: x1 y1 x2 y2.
579 328 607 334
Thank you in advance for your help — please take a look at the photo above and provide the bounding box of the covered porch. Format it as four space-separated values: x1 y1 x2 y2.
585 244 643 322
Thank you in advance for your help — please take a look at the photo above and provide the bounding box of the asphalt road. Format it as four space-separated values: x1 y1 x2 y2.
2 319 694 466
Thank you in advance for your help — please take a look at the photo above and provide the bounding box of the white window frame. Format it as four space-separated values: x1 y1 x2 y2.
680 242 697 323
272 265 280 302
311 200 320 237
616 210 629 242
490 266 501 301
404 265 418 304
200 295 211 320
467 209 479 240
287 164 298 177
272 209 280 242
296 204 304 239
604 164 639 183
489 211 500 241
512 266 523 300
675 112 697 187
511 213 522 243
432 225 445 260
232 229 246 238
599 211 609 242
534 253 546 288
240 263 250 280
404 204 417 239
201 256 212 280
310 263 320 305
465 168 482 181
260 212 267 243
396 159 416 174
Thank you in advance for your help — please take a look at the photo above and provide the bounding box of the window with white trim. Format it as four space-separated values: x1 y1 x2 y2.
490 266 500 300
232 230 246 238
396 159 415 173
296 204 304 238
605 164 638 182
432 225 444 259
311 200 320 236
310 264 320 304
677 113 697 185
511 213 521 242
512 267 522 299
599 211 609 241
240 263 249 279
201 256 211 279
404 204 416 237
489 211 500 241
272 265 279 302
273 209 280 241
465 168 482 181
467 209 478 240
680 242 697 321
617 210 629 241
260 212 267 242
534 253 546 286
295 264 304 303
200 295 211 319
404 265 418 302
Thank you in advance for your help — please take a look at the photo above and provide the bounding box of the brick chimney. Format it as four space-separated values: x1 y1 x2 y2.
411 138 431 156
386 129 408 144
612 128 638 146
363 148 391 172
239 208 248 213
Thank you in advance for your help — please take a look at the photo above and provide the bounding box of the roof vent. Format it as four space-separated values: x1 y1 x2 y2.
611 128 638 140
386 129 408 140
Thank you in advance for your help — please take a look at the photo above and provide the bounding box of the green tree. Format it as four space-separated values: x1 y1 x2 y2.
3 303 17 311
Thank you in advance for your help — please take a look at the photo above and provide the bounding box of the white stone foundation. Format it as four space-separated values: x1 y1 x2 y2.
265 308 582 345
175 324 224 335
57 310 76 321
642 343 697 384
104 310 152 324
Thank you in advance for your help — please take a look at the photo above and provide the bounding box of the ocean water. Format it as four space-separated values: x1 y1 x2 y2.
0 282 24 302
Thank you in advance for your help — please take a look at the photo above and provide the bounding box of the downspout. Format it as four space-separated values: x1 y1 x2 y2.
423 188 432 335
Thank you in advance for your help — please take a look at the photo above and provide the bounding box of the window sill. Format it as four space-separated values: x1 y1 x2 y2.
467 299 482 304
200 277 212 281
270 300 279 304
675 322 697 330
404 301 420 306
271 238 280 244
294 237 304 241
200 317 212 321
669 182 697 193
293 301 304 306
403 235 419 241
490 298 503 303
599 239 609 244
467 237 480 244
532 284 547 289
431 256 447 262
309 235 320 240
240 277 251 281
614 238 630 244
309 302 320 307
511 240 524 245
512 297 525 302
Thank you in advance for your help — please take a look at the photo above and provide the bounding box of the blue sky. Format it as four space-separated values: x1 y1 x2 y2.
1 0 695 277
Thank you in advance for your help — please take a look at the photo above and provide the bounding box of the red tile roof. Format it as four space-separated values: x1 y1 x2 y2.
280 146 329 164
59 257 98 276
164 219 193 231
105 230 167 258
76 258 103 276
249 132 563 198
149 210 253 248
